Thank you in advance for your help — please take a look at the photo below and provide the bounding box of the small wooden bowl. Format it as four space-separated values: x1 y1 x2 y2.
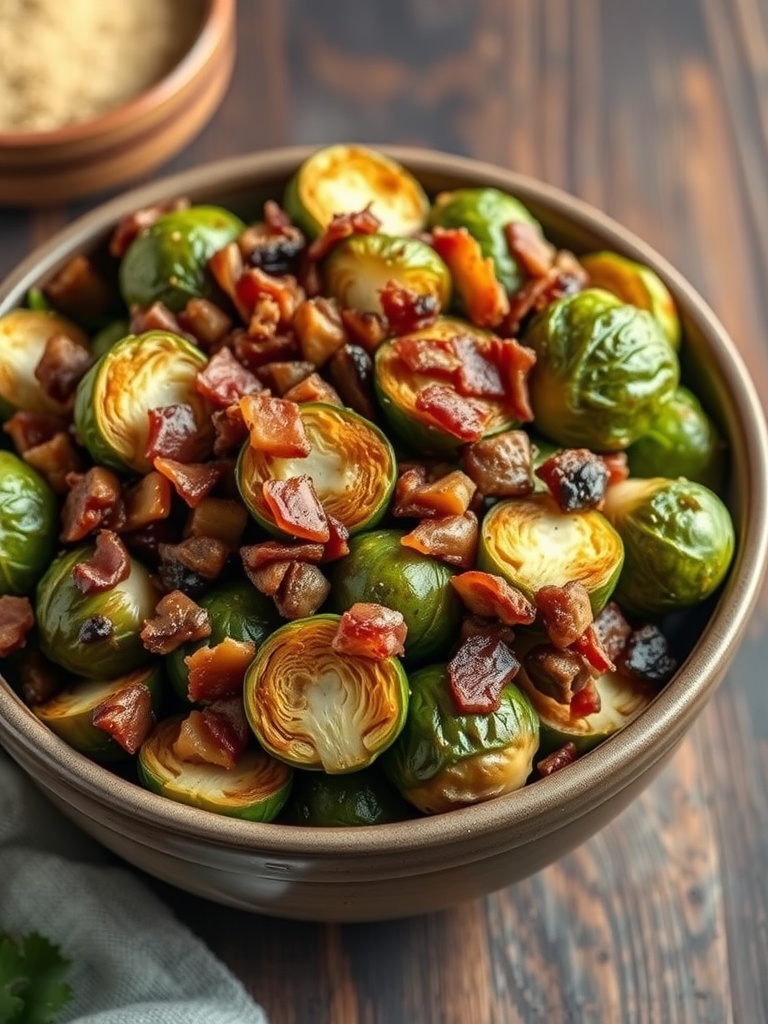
0 0 235 206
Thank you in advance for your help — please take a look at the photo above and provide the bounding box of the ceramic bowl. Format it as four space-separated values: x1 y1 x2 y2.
0 0 235 206
0 147 766 922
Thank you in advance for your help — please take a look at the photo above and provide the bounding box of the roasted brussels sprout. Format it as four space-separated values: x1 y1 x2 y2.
237 402 396 536
244 614 409 774
580 251 681 349
284 144 430 237
119 205 245 312
626 386 725 490
602 477 735 615
74 330 213 474
36 546 157 678
478 494 624 613
138 715 293 821
32 663 164 762
281 766 415 826
328 529 463 663
0 308 89 417
0 452 58 596
524 288 680 451
427 186 541 294
323 234 451 315
382 663 539 814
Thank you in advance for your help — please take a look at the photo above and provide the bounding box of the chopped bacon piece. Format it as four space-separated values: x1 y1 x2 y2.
617 624 677 686
450 570 536 625
491 337 537 422
153 458 229 508
122 471 173 532
60 466 124 542
505 221 556 278
502 253 587 336
283 372 343 406
331 603 407 659
321 515 350 563
241 540 325 572
393 468 477 518
293 296 347 366
18 651 60 706
536 742 579 778
273 561 331 619
243 560 291 597
522 644 592 705
92 681 154 755
195 347 262 408
535 581 594 649
326 344 378 420
502 275 554 336
184 498 248 548
0 596 35 657
177 298 234 350
601 452 630 486
72 530 131 595
392 464 428 517
109 197 190 258
392 336 460 379
239 393 311 457
239 217 306 276
452 334 505 398
3 411 68 455
24 431 84 494
401 512 478 569
569 676 602 717
414 383 490 442
592 601 632 663
130 302 193 341
236 268 304 326
212 403 249 455
379 279 440 334
233 328 298 369
339 308 388 354
535 448 610 512
255 360 315 395
185 638 257 702
571 624 616 675
263 199 293 232
34 333 94 406
459 615 516 646
462 430 534 497
145 404 206 464
140 589 210 655
448 635 520 713
307 206 381 262
208 241 244 305
297 252 322 298
172 697 249 769
431 227 509 329
43 254 118 322
262 476 330 542
157 537 230 594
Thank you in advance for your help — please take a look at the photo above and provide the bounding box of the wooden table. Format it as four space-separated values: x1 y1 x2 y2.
3 2 767 1020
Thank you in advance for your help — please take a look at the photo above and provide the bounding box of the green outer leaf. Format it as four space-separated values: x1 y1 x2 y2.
0 452 58 596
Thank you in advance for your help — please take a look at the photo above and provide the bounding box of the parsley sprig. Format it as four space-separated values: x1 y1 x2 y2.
0 931 72 1024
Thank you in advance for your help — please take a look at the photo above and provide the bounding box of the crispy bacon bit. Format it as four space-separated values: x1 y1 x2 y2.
195 347 262 408
243 560 291 597
122 471 173 532
3 411 68 455
321 515 350 562
570 676 602 717
172 697 249 769
571 624 616 675
379 279 440 334
283 372 343 406
184 638 257 703
158 536 230 594
177 297 234 350
400 512 478 569
130 302 192 341
153 458 229 508
262 476 330 542
505 221 556 278
535 581 594 649
184 497 248 548
431 227 509 328
140 589 210 655
60 466 124 542
236 268 305 327
23 431 84 494
392 336 459 379
92 682 154 755
43 254 117 322
255 360 315 395
233 328 298 369
462 430 534 497
492 337 537 422
18 651 60 705
34 333 94 405
109 197 190 258
293 296 347 366
522 644 592 705
273 561 331 619
208 243 245 314
536 742 579 778
450 570 536 625
77 615 114 644
331 603 407 660
0 596 35 657
535 448 610 512
145 404 205 464
448 635 520 713
72 530 131 595
239 393 311 458
393 468 477 518
459 615 517 646
339 308 388 354
212 403 249 455
601 452 630 486
326 344 377 420
263 199 292 232
452 334 505 398
307 206 381 262
592 601 632 663
239 220 306 277
241 540 325 573
617 624 677 686
502 252 587 336
414 384 490 442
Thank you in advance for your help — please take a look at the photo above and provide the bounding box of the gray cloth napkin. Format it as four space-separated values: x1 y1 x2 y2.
0 749 269 1024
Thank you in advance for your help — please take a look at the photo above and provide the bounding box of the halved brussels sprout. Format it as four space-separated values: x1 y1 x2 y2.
284 144 430 238
0 308 89 417
36 546 157 679
327 529 463 664
119 205 245 312
280 766 415 826
580 251 681 349
626 386 725 491
382 663 539 814
90 318 130 359
237 402 396 536
602 477 735 615
244 614 409 774
166 580 280 700
524 288 680 451
32 663 164 762
74 330 213 474
138 715 292 821
478 494 624 613
0 452 58 596
323 234 451 314
427 186 541 295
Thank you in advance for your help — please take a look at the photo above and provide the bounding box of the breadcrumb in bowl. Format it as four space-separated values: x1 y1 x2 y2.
0 0 235 206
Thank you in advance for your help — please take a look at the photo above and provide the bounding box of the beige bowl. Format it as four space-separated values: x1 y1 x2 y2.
0 147 766 921
0 0 235 206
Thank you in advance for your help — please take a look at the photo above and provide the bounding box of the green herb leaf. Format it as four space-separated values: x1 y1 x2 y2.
0 932 72 1024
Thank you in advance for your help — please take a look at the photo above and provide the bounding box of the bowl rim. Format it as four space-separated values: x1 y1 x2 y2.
1 144 767 860
0 0 233 148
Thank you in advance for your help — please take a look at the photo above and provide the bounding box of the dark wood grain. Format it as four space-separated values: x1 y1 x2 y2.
2 1 767 1021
